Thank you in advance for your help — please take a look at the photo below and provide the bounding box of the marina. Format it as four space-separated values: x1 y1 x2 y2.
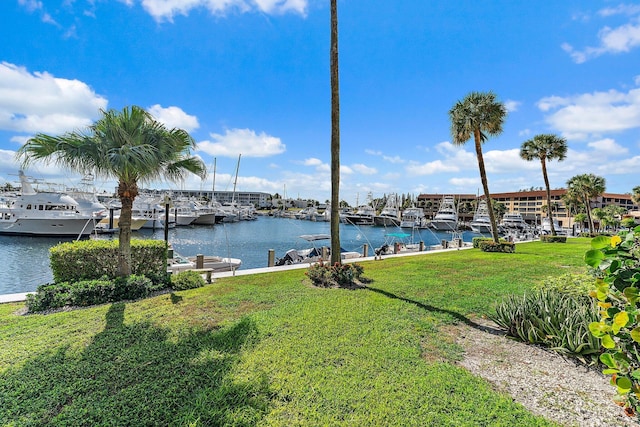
0 215 480 296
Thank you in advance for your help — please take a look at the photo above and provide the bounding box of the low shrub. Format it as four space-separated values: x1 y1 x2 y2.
26 274 159 312
533 272 595 297
540 235 567 243
478 241 515 253
491 289 601 360
170 270 206 291
306 261 364 288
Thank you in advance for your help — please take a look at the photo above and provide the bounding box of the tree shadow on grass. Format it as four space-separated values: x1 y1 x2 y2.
0 302 270 426
364 285 503 336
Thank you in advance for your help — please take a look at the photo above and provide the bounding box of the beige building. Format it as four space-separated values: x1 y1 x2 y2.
417 190 637 228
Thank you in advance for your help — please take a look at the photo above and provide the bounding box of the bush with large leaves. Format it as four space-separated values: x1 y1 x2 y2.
586 228 640 416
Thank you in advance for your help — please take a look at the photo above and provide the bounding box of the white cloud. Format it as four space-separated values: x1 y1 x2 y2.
147 104 199 132
587 138 628 154
365 149 382 156
405 159 459 176
504 100 521 113
449 177 479 187
537 86 640 139
198 128 286 158
382 155 405 164
599 4 640 17
484 148 533 173
136 0 307 23
351 163 377 175
563 8 640 63
302 157 323 167
0 62 107 135
518 129 531 137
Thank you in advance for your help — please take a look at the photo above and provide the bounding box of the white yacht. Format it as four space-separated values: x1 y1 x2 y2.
430 196 458 231
0 171 102 237
470 199 493 234
501 212 528 230
400 205 427 228
374 194 401 227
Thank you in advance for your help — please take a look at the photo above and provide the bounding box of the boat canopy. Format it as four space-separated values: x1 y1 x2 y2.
298 234 331 241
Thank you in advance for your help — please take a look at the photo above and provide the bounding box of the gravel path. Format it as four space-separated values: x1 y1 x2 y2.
451 317 637 427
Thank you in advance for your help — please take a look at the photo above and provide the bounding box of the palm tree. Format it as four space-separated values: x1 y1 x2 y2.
449 91 507 243
330 0 341 265
566 174 606 234
519 134 567 236
631 186 640 207
17 106 206 276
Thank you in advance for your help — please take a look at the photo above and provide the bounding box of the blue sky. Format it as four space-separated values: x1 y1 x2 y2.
1 0 639 204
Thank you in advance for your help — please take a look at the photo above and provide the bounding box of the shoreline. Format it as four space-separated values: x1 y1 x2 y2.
0 243 477 304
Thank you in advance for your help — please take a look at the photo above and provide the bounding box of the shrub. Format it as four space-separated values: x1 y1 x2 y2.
533 272 595 297
170 270 206 291
26 274 159 312
306 261 364 288
478 241 515 253
491 290 601 360
49 239 168 285
540 235 567 243
585 229 640 415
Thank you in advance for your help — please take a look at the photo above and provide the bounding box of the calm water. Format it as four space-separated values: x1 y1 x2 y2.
0 216 477 295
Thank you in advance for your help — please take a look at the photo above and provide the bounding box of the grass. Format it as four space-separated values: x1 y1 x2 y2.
0 239 593 426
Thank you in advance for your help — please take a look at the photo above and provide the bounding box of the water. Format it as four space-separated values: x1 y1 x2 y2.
0 216 477 295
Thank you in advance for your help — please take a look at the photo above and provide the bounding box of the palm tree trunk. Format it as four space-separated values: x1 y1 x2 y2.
584 192 595 235
474 130 500 243
118 196 133 276
540 158 556 236
330 0 341 265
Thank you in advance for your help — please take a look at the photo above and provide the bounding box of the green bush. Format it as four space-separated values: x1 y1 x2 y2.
170 270 206 291
491 290 601 359
586 230 640 415
26 275 159 312
540 235 567 243
306 262 364 288
478 241 515 253
533 272 595 297
49 239 168 284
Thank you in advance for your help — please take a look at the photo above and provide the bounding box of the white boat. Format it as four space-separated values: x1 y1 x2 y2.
341 205 375 225
374 232 423 256
501 212 528 230
168 253 242 273
275 234 361 266
470 200 493 234
187 255 242 272
400 205 427 228
541 217 565 235
0 171 101 237
132 195 175 229
430 196 458 231
96 214 148 231
374 194 401 227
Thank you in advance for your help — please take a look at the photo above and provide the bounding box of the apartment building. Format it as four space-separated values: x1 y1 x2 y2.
417 190 637 228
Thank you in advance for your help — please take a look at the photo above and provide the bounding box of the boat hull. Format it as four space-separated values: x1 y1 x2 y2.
0 218 96 237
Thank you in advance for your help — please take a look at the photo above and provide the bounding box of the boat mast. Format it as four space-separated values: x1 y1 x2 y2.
211 158 216 202
232 154 241 204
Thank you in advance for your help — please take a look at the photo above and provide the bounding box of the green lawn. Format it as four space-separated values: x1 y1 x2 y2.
0 239 592 426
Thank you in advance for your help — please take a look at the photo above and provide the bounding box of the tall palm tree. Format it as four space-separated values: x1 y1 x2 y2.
449 91 507 243
519 134 567 236
17 106 206 276
566 173 606 234
330 0 341 265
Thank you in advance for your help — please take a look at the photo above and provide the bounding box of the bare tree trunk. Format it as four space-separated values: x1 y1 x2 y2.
330 0 341 265
540 158 556 236
117 181 137 277
474 130 500 243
